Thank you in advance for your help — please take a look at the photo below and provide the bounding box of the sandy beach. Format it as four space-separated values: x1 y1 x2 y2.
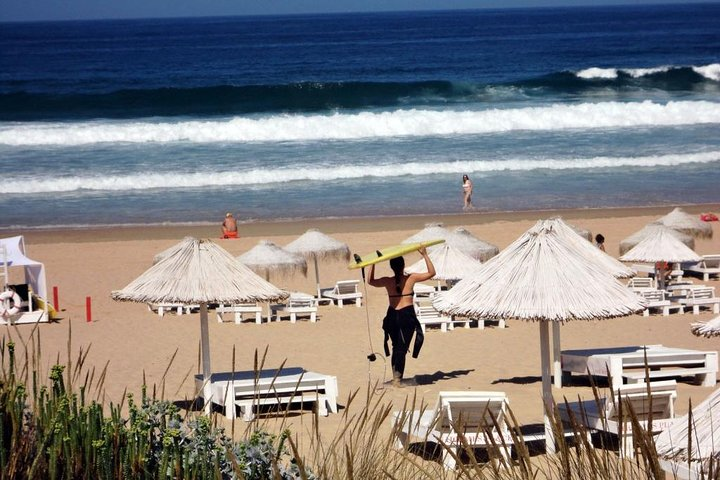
3 203 720 460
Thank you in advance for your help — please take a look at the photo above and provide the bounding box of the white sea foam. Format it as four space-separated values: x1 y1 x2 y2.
693 63 720 81
1 100 718 146
576 67 618 79
576 63 720 80
3 151 718 194
625 66 672 78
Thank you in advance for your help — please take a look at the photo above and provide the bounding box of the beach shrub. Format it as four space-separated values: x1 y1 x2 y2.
0 340 313 480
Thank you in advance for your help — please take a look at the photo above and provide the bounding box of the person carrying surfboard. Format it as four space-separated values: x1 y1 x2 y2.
368 246 436 387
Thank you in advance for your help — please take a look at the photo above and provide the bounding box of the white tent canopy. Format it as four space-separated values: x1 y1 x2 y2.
0 235 47 299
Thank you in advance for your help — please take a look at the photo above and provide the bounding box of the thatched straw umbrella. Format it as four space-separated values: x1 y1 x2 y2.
552 218 635 279
153 236 194 264
285 229 351 299
620 228 702 264
402 222 453 244
450 227 499 262
404 243 483 282
566 221 592 242
690 315 720 338
658 207 713 239
656 387 720 479
433 218 646 454
402 223 499 262
238 240 307 281
619 223 694 256
620 227 701 289
112 237 288 413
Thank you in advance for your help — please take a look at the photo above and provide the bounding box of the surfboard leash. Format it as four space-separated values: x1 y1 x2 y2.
357 264 387 389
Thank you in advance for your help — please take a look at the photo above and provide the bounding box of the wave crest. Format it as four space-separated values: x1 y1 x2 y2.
2 151 718 194
0 100 718 146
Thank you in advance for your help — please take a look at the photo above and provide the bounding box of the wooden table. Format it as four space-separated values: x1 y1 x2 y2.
561 345 718 387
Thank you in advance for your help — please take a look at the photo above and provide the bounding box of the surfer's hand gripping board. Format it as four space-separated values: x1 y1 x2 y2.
349 239 444 269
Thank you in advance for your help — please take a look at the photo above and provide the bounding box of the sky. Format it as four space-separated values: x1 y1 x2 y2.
0 0 716 22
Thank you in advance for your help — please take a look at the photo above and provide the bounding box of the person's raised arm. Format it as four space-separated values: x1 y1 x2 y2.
367 264 382 287
410 246 436 283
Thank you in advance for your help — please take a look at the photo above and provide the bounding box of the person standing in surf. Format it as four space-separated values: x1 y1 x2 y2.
368 247 436 386
462 174 474 210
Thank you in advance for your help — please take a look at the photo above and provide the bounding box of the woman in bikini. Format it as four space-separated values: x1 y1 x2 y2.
368 246 436 386
462 174 473 210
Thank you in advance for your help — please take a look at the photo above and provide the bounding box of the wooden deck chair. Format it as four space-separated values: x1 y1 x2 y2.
636 289 684 316
321 280 363 308
684 254 720 282
558 380 677 458
216 302 263 324
270 292 318 323
391 391 512 469
678 287 720 315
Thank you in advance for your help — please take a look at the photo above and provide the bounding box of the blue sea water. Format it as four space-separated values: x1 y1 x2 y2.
0 4 719 228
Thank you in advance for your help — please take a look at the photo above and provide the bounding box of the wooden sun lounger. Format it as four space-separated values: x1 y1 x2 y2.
195 368 339 421
559 380 677 458
561 345 718 387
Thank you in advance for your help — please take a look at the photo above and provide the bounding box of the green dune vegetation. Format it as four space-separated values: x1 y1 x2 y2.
0 331 713 480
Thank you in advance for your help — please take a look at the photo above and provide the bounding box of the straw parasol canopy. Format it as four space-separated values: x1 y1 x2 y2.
433 218 646 453
619 223 694 256
285 229 350 299
690 315 720 338
238 240 307 281
112 237 288 413
567 222 592 242
404 243 483 281
619 227 702 264
450 227 500 262
402 222 453 244
551 218 635 278
402 223 499 262
153 236 194 264
658 207 713 239
656 387 720 478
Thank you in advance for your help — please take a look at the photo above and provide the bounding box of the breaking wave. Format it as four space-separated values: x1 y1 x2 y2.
1 100 718 146
3 151 718 194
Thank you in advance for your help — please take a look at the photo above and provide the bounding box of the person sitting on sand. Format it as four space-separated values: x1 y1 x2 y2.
368 247 436 387
595 233 606 252
221 212 238 239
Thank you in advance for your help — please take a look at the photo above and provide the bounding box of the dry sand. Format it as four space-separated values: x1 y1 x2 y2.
3 204 720 457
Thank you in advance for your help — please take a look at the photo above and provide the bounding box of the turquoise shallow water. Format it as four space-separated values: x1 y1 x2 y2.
1 4 719 228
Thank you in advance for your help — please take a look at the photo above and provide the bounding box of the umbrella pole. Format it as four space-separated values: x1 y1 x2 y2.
539 320 556 454
200 303 213 415
314 257 321 300
552 322 562 388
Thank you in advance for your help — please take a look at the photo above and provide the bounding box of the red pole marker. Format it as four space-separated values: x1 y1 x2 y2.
86 297 92 323
53 286 59 311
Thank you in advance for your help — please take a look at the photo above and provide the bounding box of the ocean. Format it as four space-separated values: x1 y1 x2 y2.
1 3 719 229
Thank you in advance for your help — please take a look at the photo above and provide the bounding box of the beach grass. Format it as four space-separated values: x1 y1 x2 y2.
5 325 718 480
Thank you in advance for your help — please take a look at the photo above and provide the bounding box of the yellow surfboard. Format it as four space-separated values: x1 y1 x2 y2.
349 239 445 269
